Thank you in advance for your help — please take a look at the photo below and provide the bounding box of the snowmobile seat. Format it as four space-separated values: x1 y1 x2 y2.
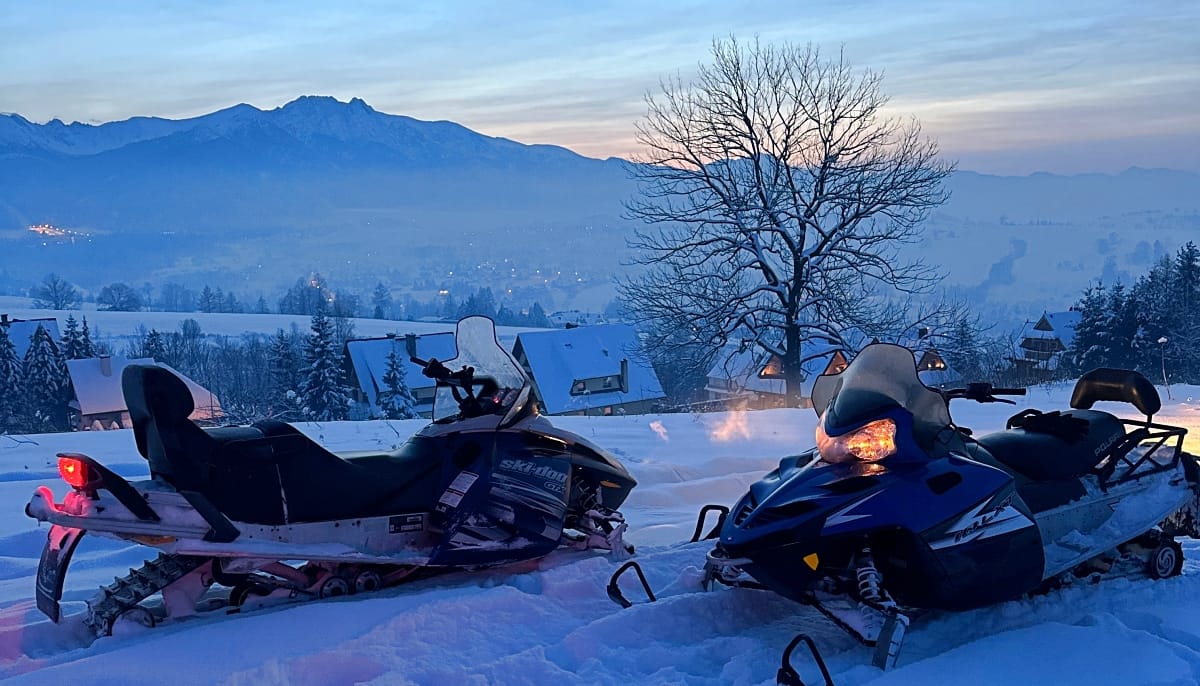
1070 368 1161 418
250 420 445 524
124 365 297 524
963 443 1086 513
975 409 1126 482
124 365 445 525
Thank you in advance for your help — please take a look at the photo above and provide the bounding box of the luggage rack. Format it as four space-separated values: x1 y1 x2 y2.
1096 419 1188 488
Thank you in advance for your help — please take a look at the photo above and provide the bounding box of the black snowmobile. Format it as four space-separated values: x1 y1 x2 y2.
28 316 636 636
700 343 1199 675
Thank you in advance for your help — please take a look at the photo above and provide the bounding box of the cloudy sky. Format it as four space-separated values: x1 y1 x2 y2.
3 0 1197 174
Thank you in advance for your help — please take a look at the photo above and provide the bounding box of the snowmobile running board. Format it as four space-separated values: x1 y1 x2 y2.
777 633 835 686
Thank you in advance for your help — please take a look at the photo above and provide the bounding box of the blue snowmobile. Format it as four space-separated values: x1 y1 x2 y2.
701 343 1198 677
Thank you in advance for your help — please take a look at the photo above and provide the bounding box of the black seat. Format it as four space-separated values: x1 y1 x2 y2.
123 365 445 526
1070 368 1161 418
250 421 446 523
975 409 1125 482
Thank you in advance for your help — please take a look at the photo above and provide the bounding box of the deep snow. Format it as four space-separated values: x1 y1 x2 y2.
0 385 1198 685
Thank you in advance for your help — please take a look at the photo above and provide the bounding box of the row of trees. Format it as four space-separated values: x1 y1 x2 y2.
1065 242 1200 383
29 272 557 326
124 306 419 427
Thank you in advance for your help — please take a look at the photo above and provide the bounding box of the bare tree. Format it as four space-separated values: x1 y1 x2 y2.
620 38 955 404
31 273 80 310
97 282 145 311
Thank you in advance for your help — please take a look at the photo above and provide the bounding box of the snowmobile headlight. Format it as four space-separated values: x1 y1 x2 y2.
816 418 897 464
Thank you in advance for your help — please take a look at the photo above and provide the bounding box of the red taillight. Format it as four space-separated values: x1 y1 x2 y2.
59 456 93 490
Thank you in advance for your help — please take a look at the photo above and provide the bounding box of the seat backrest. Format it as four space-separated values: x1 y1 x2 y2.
1070 368 1161 417
122 364 213 487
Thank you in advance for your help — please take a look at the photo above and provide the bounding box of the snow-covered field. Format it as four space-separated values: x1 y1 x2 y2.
1 385 1199 685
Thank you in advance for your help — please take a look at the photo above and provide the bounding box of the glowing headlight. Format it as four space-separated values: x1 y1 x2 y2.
816 417 897 463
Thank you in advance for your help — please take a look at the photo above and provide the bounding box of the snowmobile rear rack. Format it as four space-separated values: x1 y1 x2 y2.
691 504 730 542
606 560 656 608
777 633 835 686
1097 419 1187 489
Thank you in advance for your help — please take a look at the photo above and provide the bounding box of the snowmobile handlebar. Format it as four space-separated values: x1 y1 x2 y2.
943 382 1026 405
410 356 476 389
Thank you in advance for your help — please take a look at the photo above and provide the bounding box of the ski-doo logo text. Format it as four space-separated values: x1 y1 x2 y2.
498 459 568 484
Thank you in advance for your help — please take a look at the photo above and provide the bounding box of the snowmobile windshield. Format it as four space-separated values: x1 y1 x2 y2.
433 316 532 423
810 343 950 450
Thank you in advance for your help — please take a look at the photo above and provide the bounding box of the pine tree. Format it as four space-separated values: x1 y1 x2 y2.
943 316 985 382
143 329 167 361
79 317 97 358
1064 283 1110 375
60 314 89 360
298 308 351 421
22 325 70 431
0 325 24 432
377 349 418 419
1172 242 1200 381
268 329 302 409
371 283 391 320
1098 284 1138 371
1130 255 1176 377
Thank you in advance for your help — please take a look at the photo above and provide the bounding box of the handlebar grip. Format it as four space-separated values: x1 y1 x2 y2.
992 388 1027 396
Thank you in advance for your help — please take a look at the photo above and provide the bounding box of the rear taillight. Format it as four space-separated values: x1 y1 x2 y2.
58 455 101 491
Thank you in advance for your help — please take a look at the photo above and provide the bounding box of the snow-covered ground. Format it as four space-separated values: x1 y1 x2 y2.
1 385 1198 685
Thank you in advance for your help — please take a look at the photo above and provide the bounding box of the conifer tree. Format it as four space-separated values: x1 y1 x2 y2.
79 317 97 358
143 329 167 361
268 329 302 409
1064 284 1109 375
60 314 89 360
22 325 70 431
377 348 418 419
0 325 24 433
298 307 351 421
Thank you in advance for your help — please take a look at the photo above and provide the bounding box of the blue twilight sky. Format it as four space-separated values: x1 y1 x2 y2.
2 0 1197 174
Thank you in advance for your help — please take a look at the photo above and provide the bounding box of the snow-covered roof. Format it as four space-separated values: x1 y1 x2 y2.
514 324 665 414
344 333 457 415
66 356 221 419
707 343 844 397
2 317 61 359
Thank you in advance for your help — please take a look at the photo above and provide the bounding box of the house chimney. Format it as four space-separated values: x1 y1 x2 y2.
100 355 112 377
0 314 8 327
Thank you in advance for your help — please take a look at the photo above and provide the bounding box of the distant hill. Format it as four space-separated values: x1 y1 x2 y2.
0 96 632 235
1 96 1197 319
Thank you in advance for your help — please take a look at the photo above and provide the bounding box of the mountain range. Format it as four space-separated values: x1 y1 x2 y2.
0 96 1197 315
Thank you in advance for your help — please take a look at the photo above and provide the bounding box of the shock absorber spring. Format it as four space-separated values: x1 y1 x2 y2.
856 547 884 603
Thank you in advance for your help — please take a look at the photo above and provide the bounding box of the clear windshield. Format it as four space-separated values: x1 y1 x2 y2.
432 316 531 422
811 343 951 441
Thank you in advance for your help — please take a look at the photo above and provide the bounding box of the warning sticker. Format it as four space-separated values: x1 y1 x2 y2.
438 471 479 509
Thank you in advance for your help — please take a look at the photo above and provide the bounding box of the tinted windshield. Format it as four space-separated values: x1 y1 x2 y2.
811 343 951 446
433 316 531 422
